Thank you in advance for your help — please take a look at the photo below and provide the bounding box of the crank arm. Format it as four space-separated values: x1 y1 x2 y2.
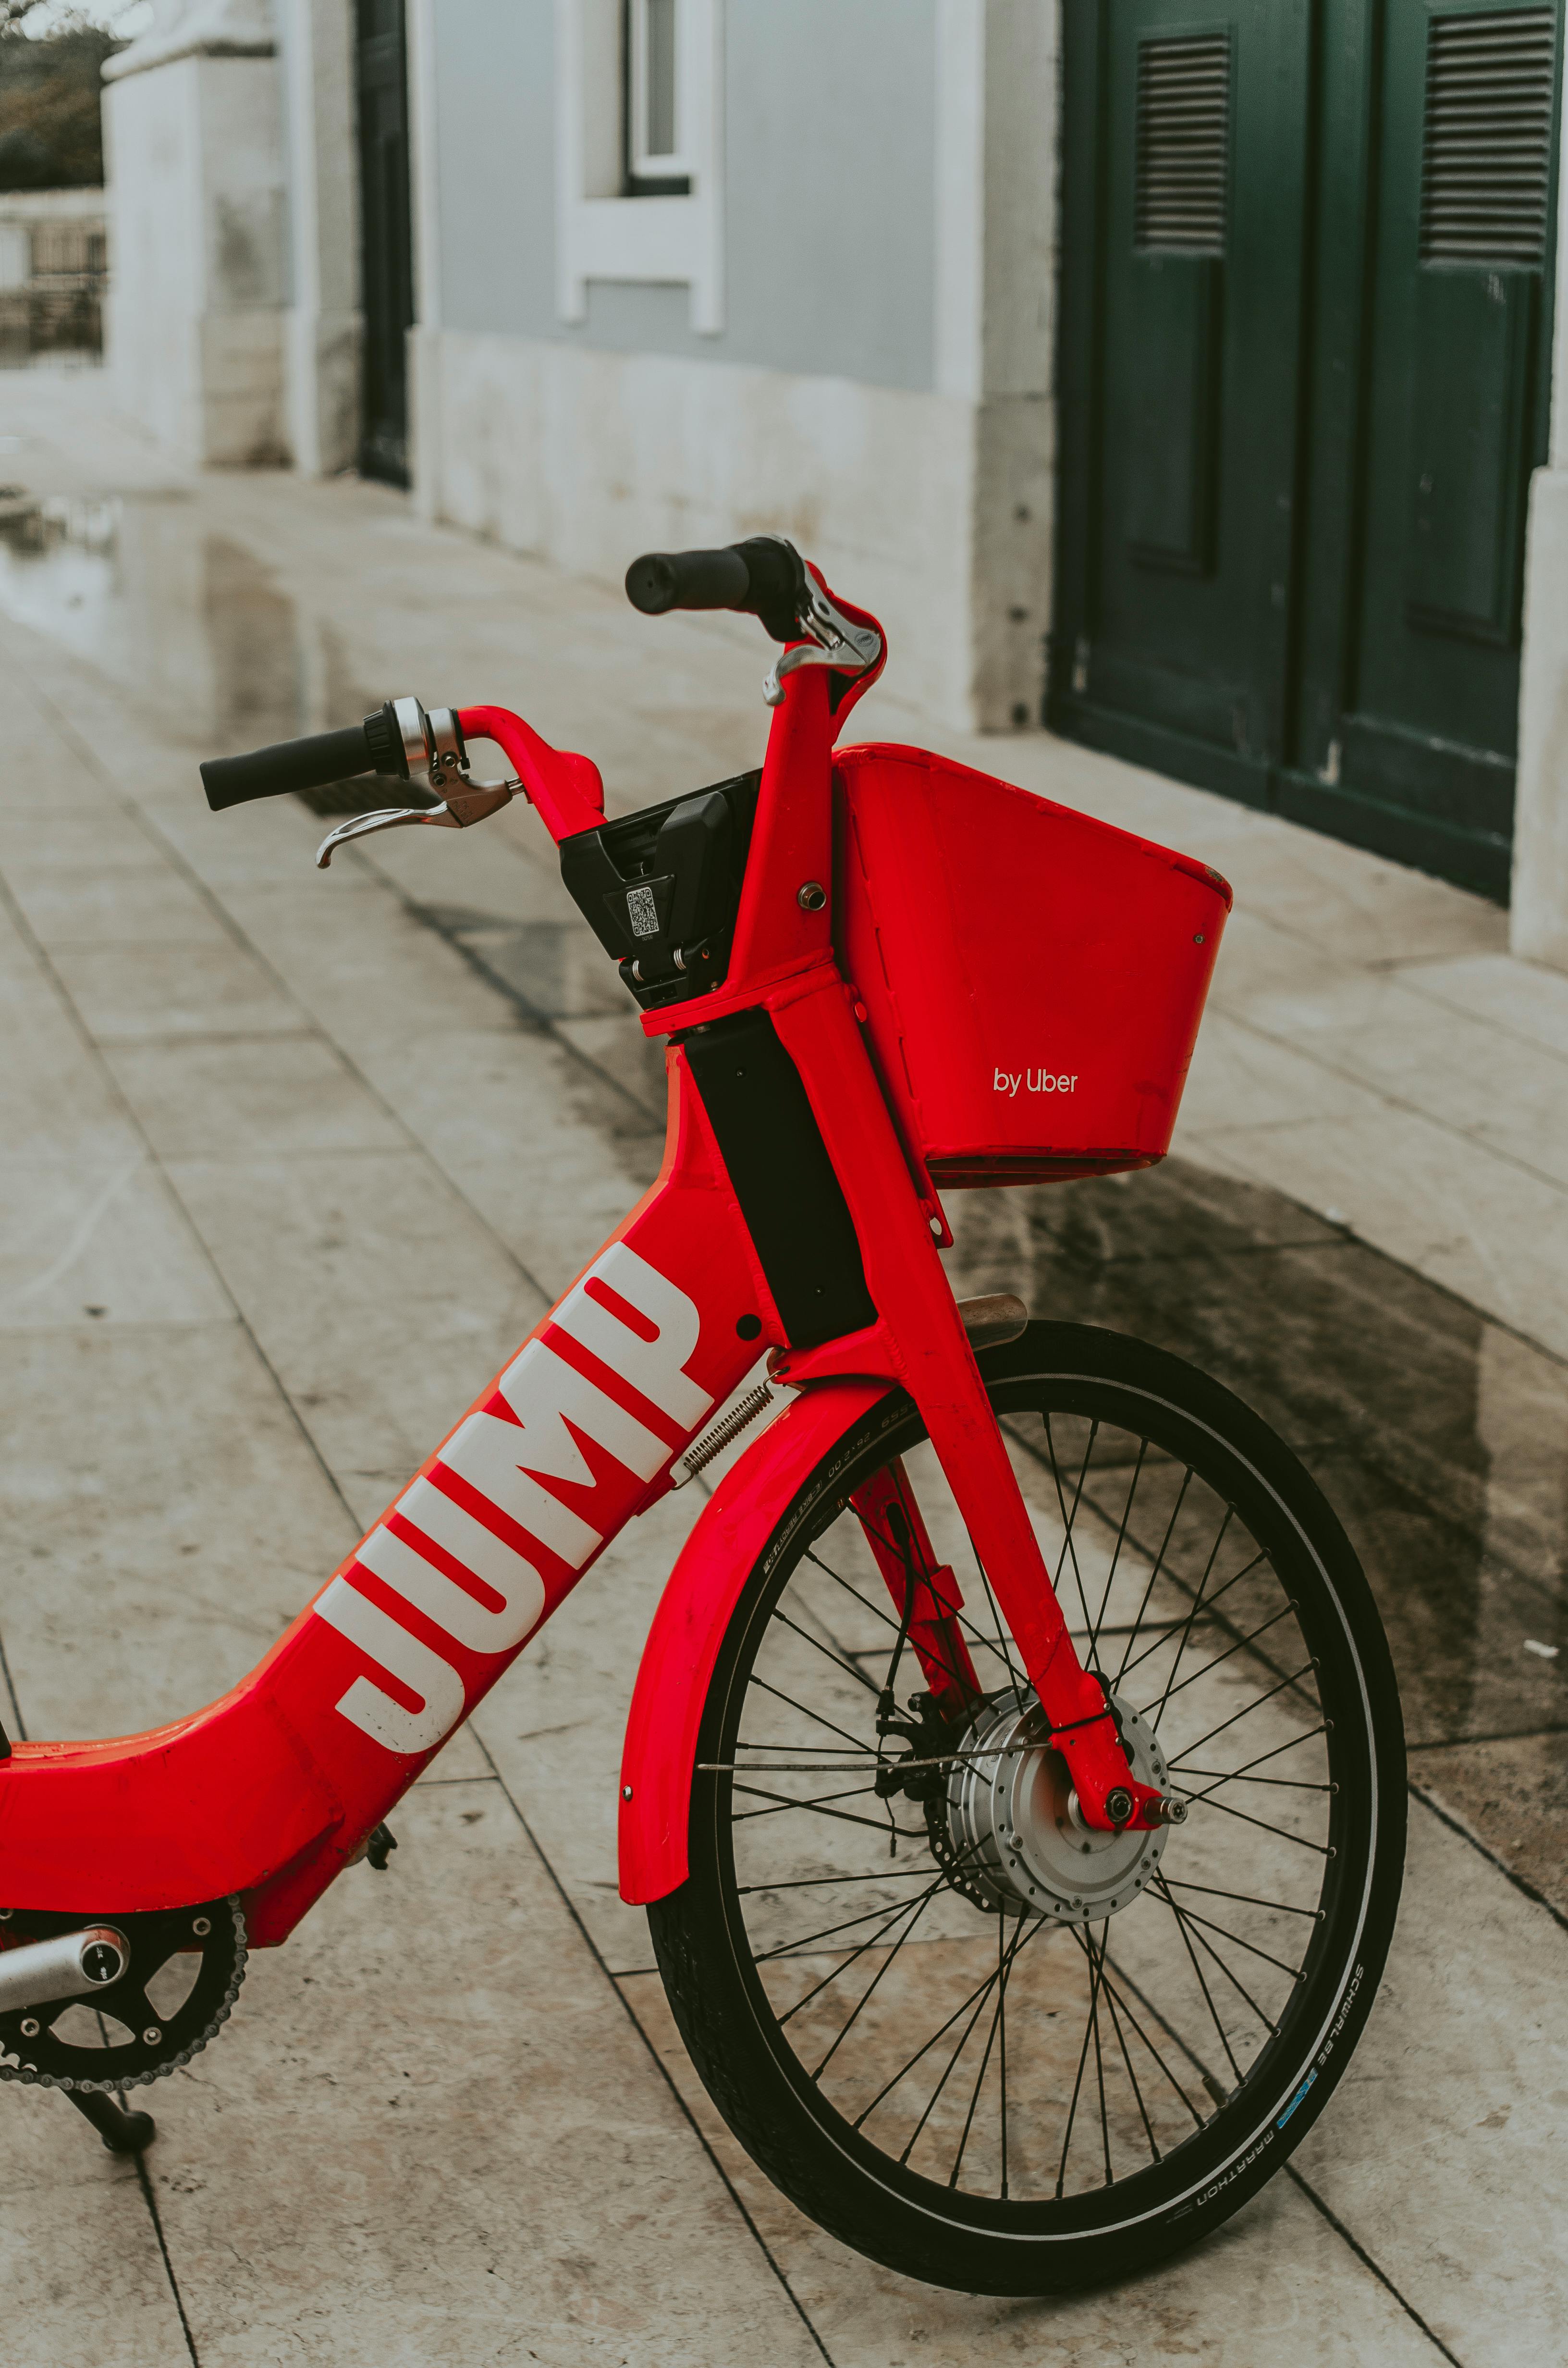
315 777 519 869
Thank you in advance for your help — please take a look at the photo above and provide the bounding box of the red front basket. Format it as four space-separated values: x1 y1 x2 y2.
833 745 1231 1188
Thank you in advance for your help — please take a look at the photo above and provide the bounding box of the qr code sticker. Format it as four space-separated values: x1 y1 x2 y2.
626 884 660 939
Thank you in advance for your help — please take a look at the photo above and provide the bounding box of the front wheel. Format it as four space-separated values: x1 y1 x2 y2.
649 1322 1405 2294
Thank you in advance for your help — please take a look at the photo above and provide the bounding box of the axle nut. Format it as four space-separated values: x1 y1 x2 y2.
1104 1787 1134 1825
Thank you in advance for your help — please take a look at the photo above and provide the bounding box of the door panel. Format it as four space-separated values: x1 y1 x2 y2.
1123 254 1223 572
1056 1 1312 799
1337 0 1559 884
1053 0 1564 903
1407 266 1535 644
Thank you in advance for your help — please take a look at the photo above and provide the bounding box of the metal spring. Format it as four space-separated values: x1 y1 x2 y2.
674 1383 775 1487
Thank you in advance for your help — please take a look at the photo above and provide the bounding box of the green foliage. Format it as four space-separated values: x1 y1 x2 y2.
0 19 120 191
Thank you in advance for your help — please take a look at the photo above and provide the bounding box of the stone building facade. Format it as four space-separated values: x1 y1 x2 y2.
98 0 1568 962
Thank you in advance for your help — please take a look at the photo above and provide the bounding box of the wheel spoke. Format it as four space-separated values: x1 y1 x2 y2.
1157 1884 1246 2080
1148 1885 1308 1981
1187 1789 1331 1854
808 1877 949 2076
1098 1955 1163 2166
1145 1505 1234 1718
772 1609 882 1696
778 1883 942 2033
948 1910 1030 2190
1055 1918 1107 2196
1154 1882 1281 2036
1043 1413 1103 1651
1167 1723 1328 1783
745 1673 879 1754
1150 1601 1299 1726
1171 1662 1321 1762
1105 1463 1193 1688
1162 1875 1323 1922
1090 1439 1149 1660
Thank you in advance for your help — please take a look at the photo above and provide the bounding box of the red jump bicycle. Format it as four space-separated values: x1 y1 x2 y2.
0 539 1404 2294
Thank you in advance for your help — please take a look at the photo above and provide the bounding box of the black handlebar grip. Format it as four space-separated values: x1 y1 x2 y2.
625 538 806 643
200 722 377 813
625 547 751 617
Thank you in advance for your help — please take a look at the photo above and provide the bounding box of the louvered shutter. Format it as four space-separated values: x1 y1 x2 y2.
1135 34 1232 255
1420 7 1557 264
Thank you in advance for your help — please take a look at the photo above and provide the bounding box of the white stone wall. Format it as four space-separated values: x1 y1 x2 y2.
412 326 979 725
1509 95 1568 963
408 0 1058 736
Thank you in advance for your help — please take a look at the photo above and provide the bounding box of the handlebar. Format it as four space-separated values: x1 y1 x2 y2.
200 721 379 812
199 697 436 813
624 537 805 643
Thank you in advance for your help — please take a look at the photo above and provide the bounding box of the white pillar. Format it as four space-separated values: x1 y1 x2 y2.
102 0 289 468
279 0 361 478
933 0 1059 733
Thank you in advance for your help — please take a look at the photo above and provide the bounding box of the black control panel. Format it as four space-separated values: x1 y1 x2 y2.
558 770 761 1009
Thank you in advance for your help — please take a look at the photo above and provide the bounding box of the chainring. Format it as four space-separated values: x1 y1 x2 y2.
0 1896 247 2092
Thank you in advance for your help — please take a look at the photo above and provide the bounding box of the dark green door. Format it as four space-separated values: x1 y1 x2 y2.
1057 2 1314 807
1053 0 1564 900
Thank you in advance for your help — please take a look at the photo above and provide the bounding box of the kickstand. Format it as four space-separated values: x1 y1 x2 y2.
66 2087 156 2156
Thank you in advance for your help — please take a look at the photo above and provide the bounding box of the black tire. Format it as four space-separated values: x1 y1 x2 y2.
649 1323 1405 2294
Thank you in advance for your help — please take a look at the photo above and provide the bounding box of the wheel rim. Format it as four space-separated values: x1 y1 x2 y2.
705 1376 1371 2221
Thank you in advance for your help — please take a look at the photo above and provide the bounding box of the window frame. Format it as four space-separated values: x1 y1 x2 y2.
624 0 691 196
554 0 724 333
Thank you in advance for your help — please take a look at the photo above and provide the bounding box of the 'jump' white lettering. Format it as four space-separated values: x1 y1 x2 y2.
317 1245 710 1753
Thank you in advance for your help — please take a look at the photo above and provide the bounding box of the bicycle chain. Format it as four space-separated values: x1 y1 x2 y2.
0 1895 247 2093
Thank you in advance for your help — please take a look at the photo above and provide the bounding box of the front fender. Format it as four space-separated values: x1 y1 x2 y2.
618 1376 892 1903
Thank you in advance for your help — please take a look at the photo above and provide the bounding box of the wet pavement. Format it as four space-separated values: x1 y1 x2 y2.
0 368 1564 2365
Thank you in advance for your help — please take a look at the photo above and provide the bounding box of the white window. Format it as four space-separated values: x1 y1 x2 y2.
625 0 690 192
555 0 723 332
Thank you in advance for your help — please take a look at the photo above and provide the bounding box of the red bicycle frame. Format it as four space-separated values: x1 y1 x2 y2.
0 577 1155 1950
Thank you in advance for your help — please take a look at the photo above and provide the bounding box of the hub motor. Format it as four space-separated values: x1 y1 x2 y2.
939 1691 1173 1924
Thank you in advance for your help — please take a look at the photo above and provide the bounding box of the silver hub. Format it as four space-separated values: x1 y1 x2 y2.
945 1692 1171 1924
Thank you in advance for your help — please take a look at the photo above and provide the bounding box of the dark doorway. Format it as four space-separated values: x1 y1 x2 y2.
1053 0 1564 901
355 0 415 487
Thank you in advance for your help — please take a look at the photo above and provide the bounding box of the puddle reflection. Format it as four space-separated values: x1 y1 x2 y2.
0 490 383 771
945 1159 1568 1906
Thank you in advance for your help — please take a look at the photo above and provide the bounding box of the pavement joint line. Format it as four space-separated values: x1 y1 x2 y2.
14 650 570 1332
1178 1134 1568 1384
1358 962 1568 1074
356 850 669 1134
1407 1721 1568 1751
464 1715 838 2368
0 860 369 1545
127 2106 204 2367
1408 1781 1568 1937
1283 2166 1466 2368
1209 1002 1568 1203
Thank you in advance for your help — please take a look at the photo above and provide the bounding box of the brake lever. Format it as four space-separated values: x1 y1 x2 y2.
314 777 519 869
762 576 883 708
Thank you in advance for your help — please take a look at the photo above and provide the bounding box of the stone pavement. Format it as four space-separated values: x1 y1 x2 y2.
0 367 1562 2364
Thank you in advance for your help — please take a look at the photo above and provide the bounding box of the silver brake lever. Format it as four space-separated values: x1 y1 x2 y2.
315 777 519 869
762 582 882 708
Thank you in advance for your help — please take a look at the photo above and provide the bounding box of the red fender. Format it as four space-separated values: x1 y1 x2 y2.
618 1375 891 1904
